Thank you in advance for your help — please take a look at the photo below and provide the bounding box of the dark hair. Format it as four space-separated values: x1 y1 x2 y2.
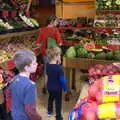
45 15 57 25
14 49 36 72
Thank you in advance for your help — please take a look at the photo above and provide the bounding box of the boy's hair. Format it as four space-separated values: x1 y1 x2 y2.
14 49 36 72
45 15 57 26
47 46 61 61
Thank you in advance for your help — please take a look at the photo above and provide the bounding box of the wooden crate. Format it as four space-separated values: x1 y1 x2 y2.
63 57 120 90
56 1 96 18
63 57 120 69
63 0 95 2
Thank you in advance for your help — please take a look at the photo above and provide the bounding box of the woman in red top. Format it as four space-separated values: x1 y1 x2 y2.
36 16 62 56
36 16 63 93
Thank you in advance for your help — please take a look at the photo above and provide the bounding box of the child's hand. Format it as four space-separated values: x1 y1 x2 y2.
57 59 61 64
64 90 72 101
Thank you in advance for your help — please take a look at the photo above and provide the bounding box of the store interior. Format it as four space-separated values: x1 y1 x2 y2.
0 0 120 120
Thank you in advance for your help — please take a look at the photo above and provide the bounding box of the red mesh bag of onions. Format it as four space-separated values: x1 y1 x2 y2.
88 63 120 84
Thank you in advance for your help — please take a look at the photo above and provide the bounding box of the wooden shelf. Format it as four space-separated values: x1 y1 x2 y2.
96 10 120 15
63 0 95 2
63 57 120 89
0 29 39 40
63 57 119 69
58 27 94 32
95 28 120 33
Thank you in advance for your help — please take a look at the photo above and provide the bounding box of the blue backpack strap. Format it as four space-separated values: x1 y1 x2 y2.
77 101 88 119
68 101 88 120
68 108 75 120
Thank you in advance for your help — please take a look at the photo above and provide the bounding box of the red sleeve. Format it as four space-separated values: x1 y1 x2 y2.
36 29 43 45
25 104 42 120
55 29 63 45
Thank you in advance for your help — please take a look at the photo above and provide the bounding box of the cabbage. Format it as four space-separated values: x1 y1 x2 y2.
65 46 76 58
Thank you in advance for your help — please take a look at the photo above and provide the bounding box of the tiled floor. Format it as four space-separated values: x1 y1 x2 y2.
36 78 88 120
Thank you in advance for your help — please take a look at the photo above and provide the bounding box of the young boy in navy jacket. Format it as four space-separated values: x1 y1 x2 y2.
46 46 68 120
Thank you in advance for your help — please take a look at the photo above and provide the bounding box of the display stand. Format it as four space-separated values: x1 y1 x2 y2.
56 0 96 18
63 57 120 90
0 29 39 40
0 29 39 70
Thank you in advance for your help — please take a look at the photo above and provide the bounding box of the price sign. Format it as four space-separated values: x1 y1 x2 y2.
2 11 9 17
11 11 17 17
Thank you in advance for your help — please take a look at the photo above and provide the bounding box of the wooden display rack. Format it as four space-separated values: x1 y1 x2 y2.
0 29 39 40
56 0 96 18
63 57 120 90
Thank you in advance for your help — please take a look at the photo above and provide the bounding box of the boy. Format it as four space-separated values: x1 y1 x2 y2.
46 46 68 120
9 49 42 120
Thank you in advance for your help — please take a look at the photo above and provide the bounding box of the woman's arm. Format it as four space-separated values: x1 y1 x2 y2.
55 29 63 45
26 0 32 12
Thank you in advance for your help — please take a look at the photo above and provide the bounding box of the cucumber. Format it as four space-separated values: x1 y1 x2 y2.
29 18 39 27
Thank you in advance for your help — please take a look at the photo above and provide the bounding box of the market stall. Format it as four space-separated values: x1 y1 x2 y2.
56 0 120 91
0 0 40 70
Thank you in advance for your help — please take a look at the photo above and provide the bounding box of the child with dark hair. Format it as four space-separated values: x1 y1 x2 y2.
46 46 68 120
9 49 42 120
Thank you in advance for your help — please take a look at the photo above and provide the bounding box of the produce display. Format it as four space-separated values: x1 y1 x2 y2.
0 0 39 33
19 13 39 28
61 29 94 41
0 14 39 33
0 36 36 64
94 14 120 28
0 0 39 68
0 0 30 11
96 0 120 10
88 63 120 82
93 14 120 45
58 17 94 28
64 43 120 61
0 67 14 89
69 64 120 120
95 30 120 45
0 1 17 10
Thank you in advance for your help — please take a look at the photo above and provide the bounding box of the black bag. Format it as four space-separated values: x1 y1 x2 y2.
0 103 12 120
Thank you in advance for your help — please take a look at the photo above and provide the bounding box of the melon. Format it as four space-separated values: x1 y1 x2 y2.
88 52 95 59
114 53 120 61
65 46 76 58
77 48 88 58
95 52 106 60
106 51 113 60
84 42 95 50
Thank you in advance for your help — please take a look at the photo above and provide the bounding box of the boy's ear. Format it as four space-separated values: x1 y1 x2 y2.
24 65 29 72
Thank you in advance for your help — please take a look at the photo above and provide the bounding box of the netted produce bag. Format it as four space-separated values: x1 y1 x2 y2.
88 63 120 84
